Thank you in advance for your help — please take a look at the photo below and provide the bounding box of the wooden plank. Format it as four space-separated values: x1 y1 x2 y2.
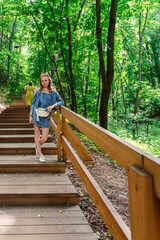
0 113 29 116
0 234 97 240
144 153 160 199
0 134 53 143
0 155 58 161
57 109 62 161
0 196 78 205
62 136 131 240
0 225 93 234
0 142 56 148
62 116 67 162
0 166 65 174
0 128 35 134
0 211 84 218
61 106 143 169
50 118 57 134
0 172 78 205
0 173 72 185
0 119 29 123
51 112 58 124
128 165 160 240
63 119 93 163
0 123 33 128
0 206 84 218
0 173 72 181
0 205 83 212
0 185 77 194
0 178 71 185
0 217 88 225
0 142 57 155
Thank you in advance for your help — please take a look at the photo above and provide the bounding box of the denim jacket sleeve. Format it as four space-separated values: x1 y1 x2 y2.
51 90 64 110
29 90 39 116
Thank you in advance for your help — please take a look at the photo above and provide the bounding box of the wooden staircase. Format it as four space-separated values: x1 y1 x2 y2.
0 101 97 240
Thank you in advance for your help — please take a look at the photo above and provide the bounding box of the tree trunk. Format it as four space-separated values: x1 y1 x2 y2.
97 0 118 129
7 16 17 82
66 0 76 111
111 88 116 118
95 69 101 123
120 78 127 116
134 7 148 115
96 0 108 128
146 43 155 87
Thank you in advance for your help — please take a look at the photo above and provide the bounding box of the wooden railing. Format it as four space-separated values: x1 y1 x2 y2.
51 106 160 240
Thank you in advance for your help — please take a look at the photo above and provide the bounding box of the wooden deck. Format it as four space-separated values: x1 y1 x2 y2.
0 100 97 240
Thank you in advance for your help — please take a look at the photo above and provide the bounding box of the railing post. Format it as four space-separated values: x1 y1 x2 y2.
57 108 61 162
128 165 160 240
62 115 67 162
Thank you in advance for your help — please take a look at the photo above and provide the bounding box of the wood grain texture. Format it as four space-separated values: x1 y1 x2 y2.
128 165 160 240
61 106 143 169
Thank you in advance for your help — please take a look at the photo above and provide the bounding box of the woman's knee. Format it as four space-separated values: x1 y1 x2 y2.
41 135 48 144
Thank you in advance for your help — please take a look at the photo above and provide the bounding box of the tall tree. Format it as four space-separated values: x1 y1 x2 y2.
134 6 148 115
97 0 118 129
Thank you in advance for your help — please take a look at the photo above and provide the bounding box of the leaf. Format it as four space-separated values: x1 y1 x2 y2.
59 210 63 213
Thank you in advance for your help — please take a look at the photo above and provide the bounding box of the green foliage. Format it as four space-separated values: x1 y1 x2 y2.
109 117 160 158
0 0 159 159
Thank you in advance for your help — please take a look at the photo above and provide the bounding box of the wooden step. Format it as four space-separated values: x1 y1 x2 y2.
3 108 29 113
0 205 97 239
0 173 78 205
0 155 65 173
0 123 32 128
0 113 29 117
0 134 53 143
0 142 57 155
0 118 29 123
0 128 34 134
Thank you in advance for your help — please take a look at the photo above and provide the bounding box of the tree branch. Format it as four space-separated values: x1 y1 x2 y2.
32 15 53 63
142 6 149 37
73 0 87 31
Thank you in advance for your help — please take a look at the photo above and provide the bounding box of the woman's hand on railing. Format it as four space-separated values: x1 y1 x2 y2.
45 105 55 112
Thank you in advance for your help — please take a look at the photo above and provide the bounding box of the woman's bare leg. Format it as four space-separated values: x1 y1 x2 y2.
34 124 42 156
40 128 49 145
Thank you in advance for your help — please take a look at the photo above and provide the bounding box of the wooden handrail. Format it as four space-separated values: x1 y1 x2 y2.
51 106 160 240
60 106 160 199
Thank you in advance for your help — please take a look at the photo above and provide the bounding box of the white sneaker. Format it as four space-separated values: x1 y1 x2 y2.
39 155 45 163
35 146 39 158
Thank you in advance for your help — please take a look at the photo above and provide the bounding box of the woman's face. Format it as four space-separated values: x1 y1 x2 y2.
41 76 49 88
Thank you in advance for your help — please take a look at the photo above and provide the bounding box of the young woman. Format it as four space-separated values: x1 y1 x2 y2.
25 82 34 109
29 73 64 163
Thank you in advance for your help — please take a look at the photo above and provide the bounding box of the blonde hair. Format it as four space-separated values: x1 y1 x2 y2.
39 72 54 92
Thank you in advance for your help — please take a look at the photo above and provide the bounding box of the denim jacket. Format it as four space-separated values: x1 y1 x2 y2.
30 89 64 116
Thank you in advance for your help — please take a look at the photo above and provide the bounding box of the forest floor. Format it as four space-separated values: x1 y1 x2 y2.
65 142 130 240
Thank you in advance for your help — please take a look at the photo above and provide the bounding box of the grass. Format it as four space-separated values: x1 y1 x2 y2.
108 119 160 158
71 117 160 159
